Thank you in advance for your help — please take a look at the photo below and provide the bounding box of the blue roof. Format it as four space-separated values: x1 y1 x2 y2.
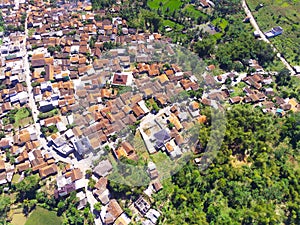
276 109 283 113
154 129 171 149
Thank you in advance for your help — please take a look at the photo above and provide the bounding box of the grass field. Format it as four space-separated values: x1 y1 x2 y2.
162 19 184 31
133 130 150 160
183 4 208 21
14 108 33 128
148 0 183 12
24 207 62 225
247 0 300 66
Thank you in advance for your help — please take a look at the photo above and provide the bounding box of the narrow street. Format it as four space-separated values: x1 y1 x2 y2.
23 7 73 165
21 8 101 224
242 0 296 75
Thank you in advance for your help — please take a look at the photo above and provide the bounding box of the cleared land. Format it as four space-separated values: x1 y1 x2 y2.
24 207 62 225
11 213 26 225
247 0 300 66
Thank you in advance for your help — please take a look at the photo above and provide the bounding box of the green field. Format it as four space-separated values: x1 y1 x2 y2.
183 4 208 21
162 19 184 30
24 207 62 225
147 0 183 12
14 107 33 128
247 0 300 66
211 18 229 31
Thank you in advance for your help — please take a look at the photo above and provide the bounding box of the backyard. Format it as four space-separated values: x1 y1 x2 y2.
247 0 300 66
14 107 33 128
2 107 33 128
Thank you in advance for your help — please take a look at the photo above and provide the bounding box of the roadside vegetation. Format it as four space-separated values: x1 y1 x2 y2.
247 0 300 66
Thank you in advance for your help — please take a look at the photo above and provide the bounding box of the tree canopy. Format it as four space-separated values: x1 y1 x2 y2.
154 105 300 224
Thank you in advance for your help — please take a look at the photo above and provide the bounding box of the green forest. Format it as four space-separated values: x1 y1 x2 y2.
154 105 300 224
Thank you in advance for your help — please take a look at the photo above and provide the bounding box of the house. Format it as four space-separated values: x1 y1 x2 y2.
229 96 242 104
200 0 209 8
0 172 7 185
188 101 200 118
93 160 113 177
145 209 161 225
0 139 11 149
94 177 108 195
16 161 31 173
74 137 93 156
54 183 76 198
206 64 215 71
152 181 163 193
134 196 151 215
147 162 159 180
69 168 83 182
153 129 171 150
168 113 183 131
114 141 136 159
2 102 12 112
0 160 5 172
264 26 283 38
104 199 123 224
132 104 145 119
39 164 58 179
114 213 131 225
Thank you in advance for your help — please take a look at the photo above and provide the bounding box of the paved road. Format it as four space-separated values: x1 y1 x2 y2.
242 0 296 75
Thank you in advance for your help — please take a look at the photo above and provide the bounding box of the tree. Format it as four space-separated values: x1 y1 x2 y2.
15 174 40 200
275 68 291 86
281 112 300 149
168 122 175 130
57 201 66 215
47 46 56 55
0 132 5 140
142 10 162 32
88 178 96 190
94 202 102 212
0 195 10 220
193 38 216 58
153 104 300 224
85 169 92 178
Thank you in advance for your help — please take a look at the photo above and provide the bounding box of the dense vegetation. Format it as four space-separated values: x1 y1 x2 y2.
154 105 300 224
